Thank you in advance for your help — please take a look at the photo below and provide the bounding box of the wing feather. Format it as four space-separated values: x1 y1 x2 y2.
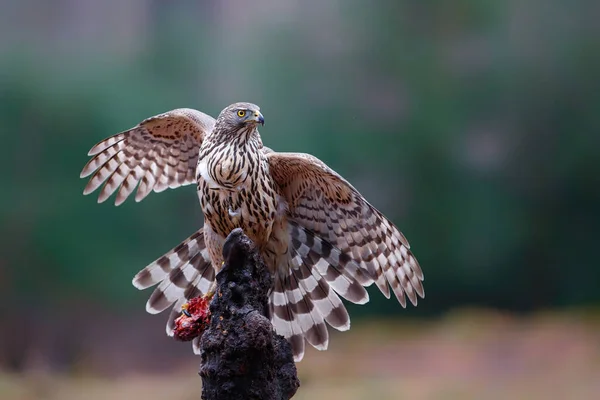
268 152 424 307
80 108 215 204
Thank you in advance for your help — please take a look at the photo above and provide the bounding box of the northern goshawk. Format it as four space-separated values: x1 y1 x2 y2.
80 102 424 361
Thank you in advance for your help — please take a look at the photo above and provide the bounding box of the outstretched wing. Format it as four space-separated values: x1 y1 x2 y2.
80 108 215 205
268 152 424 307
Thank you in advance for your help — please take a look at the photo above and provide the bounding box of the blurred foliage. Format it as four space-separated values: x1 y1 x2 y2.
1 0 599 326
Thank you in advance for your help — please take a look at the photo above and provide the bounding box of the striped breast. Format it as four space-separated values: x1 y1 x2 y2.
196 137 279 248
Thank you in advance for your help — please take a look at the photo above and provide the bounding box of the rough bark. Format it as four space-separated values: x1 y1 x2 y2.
199 228 300 400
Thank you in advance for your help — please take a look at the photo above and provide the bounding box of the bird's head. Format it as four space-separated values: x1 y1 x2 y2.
216 102 264 132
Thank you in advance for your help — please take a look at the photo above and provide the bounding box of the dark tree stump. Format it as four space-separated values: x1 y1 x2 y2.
199 228 300 400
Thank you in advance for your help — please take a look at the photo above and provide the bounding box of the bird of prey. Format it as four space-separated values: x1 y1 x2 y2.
80 102 424 361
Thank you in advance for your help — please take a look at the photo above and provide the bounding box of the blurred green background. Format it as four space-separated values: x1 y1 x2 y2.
1 0 599 398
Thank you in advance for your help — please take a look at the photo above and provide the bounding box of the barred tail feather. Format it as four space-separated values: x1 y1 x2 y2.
288 260 328 350
131 228 214 335
288 220 370 304
146 254 202 314
132 230 204 290
192 336 202 355
270 272 306 361
294 256 350 331
270 222 371 361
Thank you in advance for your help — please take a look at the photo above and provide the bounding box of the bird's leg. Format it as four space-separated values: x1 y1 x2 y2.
203 279 218 300
202 260 224 300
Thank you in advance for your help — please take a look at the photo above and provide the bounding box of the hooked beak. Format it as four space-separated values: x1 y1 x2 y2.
252 111 264 126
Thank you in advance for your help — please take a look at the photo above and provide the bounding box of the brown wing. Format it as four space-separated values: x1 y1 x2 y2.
80 108 215 205
268 152 424 307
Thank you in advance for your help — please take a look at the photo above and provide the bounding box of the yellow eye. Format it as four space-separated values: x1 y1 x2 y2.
237 110 246 118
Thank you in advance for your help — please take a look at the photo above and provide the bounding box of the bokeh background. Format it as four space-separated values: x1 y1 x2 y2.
1 0 599 399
